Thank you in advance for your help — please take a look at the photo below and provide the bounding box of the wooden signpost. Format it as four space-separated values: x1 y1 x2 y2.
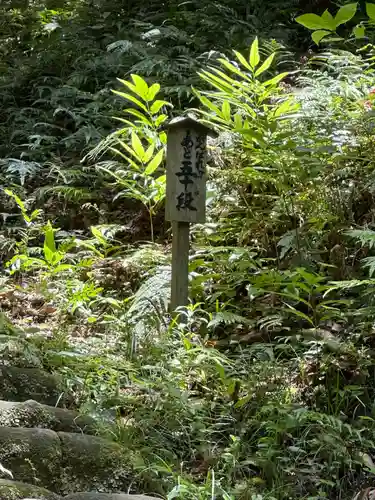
164 116 217 314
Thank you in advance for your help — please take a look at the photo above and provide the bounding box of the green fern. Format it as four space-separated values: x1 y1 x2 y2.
127 264 171 341
361 257 375 277
208 311 253 330
346 229 375 249
0 159 42 186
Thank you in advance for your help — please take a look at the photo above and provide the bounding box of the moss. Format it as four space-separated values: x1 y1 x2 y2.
0 479 59 499
0 427 62 491
64 494 157 500
58 433 133 495
0 400 96 433
0 366 64 405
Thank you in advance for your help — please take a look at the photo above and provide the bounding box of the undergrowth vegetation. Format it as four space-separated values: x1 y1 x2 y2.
4 1 375 499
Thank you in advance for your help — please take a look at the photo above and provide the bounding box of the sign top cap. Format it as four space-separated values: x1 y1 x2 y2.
162 114 218 138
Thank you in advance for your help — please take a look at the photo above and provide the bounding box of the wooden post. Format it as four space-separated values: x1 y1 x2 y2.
171 221 190 312
164 116 217 316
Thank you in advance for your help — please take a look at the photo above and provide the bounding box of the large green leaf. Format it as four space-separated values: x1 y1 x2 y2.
255 53 275 77
145 149 164 175
353 24 366 38
44 222 56 253
116 140 142 163
150 100 172 114
312 30 331 44
249 37 260 69
367 2 375 20
143 143 155 164
263 72 289 87
4 189 26 214
221 101 231 121
112 90 148 112
233 50 252 72
217 60 251 82
334 3 357 27
126 108 153 126
321 9 335 26
117 78 137 94
147 83 161 101
91 226 107 245
130 74 149 100
197 94 222 115
155 114 168 127
296 13 331 30
131 132 145 161
43 221 57 265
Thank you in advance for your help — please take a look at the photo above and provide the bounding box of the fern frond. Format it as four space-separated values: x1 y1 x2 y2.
361 257 375 277
127 264 171 340
325 279 375 294
208 311 253 330
346 229 375 249
0 159 42 186
35 186 93 202
123 244 168 270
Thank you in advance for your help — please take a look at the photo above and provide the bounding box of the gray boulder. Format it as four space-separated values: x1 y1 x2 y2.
0 400 96 434
0 366 64 406
63 495 159 500
0 426 62 491
0 478 60 499
58 433 133 495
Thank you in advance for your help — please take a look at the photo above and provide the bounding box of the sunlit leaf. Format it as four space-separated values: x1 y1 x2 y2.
312 30 331 44
112 90 148 112
274 98 300 117
255 53 275 77
199 69 238 92
216 59 252 81
145 149 164 175
321 9 335 26
131 132 145 161
155 114 168 127
222 101 231 121
196 94 222 115
237 129 266 147
44 221 56 253
296 13 332 30
91 226 107 245
143 143 155 164
150 100 172 114
4 189 26 214
249 37 260 69
263 72 289 87
147 83 161 101
233 113 242 130
367 2 375 20
52 264 74 273
233 50 252 72
117 78 137 94
353 24 366 38
115 140 142 162
125 108 153 126
130 74 149 100
334 3 357 27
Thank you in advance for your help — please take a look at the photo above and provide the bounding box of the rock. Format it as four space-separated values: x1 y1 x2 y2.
0 334 42 368
58 433 132 495
0 366 64 406
0 400 97 434
0 426 62 491
63 495 158 500
0 479 60 499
